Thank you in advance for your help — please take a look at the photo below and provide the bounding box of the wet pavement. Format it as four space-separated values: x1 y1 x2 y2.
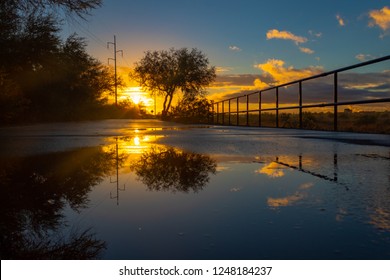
0 119 389 259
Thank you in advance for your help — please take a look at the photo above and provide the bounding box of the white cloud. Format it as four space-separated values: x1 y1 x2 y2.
309 30 322 38
216 66 233 73
266 29 307 44
355 54 374 62
229 45 242 52
369 6 390 31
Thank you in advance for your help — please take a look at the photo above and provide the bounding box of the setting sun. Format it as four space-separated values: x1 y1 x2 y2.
121 87 154 108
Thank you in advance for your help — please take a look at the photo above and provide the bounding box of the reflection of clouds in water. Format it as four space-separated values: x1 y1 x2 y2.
256 162 285 178
230 187 241 192
336 208 349 222
268 193 306 207
299 182 314 190
369 208 390 232
267 182 314 208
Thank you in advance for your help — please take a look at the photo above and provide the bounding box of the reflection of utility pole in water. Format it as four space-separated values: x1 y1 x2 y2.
333 154 338 182
107 35 123 106
110 137 125 205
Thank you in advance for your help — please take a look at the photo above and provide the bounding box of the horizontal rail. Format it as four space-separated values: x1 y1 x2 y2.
232 98 390 113
233 55 390 98
211 55 390 131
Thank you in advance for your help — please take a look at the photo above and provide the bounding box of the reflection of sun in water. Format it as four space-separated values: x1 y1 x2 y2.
121 87 154 108
103 135 163 157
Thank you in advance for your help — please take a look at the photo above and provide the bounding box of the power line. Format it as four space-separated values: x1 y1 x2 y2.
119 55 132 68
66 15 109 50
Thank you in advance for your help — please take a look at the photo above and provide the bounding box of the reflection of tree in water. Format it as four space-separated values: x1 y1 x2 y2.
0 146 125 259
131 146 217 193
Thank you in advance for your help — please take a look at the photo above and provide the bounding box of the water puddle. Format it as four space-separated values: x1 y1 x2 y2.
1 125 390 259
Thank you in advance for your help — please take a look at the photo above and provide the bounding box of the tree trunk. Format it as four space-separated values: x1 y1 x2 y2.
166 94 173 114
162 94 169 118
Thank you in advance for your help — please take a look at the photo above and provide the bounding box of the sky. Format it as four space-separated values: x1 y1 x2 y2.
62 0 389 109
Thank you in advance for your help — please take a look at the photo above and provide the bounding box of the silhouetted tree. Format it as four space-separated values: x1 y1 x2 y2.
131 147 217 193
130 48 216 118
15 0 102 18
171 95 213 123
0 0 116 123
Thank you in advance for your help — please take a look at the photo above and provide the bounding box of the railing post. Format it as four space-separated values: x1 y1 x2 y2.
334 72 338 131
299 155 302 170
211 101 214 124
236 97 239 126
246 95 249 126
276 87 279 128
299 81 303 129
216 102 219 124
222 101 225 125
333 153 338 182
228 99 231 125
258 91 262 127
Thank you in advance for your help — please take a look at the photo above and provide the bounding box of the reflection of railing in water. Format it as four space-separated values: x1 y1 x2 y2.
110 137 126 205
211 55 390 131
274 154 348 189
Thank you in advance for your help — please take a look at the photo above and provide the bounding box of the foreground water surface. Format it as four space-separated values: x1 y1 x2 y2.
1 120 389 259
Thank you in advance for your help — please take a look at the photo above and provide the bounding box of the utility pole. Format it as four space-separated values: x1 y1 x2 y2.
107 35 123 106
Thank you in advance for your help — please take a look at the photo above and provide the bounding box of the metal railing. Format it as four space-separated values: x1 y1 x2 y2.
211 55 390 131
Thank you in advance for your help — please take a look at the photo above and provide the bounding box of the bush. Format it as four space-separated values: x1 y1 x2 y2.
171 96 213 123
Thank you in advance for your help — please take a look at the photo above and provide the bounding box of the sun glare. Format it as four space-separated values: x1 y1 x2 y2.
122 87 154 108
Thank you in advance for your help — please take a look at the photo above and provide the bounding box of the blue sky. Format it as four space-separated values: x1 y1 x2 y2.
62 0 389 104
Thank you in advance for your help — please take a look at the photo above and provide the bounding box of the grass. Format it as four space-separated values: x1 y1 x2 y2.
213 111 390 134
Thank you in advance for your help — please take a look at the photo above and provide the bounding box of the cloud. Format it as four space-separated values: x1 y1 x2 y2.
254 59 323 84
309 30 322 38
266 29 315 54
369 6 390 31
355 54 375 62
216 66 234 73
207 74 272 101
213 74 271 87
254 78 269 90
266 29 307 44
339 72 390 94
336 14 345 26
229 45 242 52
299 47 314 54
